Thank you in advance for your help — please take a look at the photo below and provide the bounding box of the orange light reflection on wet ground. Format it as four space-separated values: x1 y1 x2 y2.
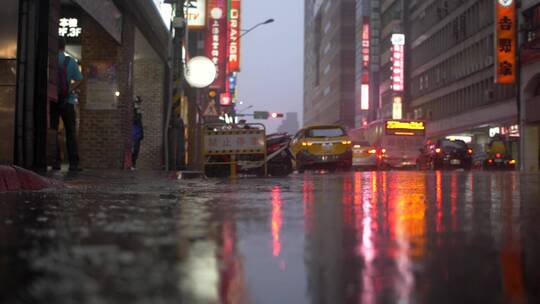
271 186 283 257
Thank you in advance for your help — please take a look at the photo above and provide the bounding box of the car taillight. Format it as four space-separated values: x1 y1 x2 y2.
488 159 494 164
435 148 441 154
496 153 502 158
467 149 473 155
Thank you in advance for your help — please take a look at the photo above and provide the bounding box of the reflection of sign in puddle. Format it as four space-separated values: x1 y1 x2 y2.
85 61 118 110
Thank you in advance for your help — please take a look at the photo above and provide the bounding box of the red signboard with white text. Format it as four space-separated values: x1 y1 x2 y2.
206 0 228 90
228 0 241 72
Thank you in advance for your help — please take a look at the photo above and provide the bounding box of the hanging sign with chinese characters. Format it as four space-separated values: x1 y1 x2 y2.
495 0 516 84
206 0 228 91
390 34 405 92
361 17 370 69
227 0 241 72
58 17 82 43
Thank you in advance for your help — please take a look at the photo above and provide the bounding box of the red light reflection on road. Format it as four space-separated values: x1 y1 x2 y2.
343 176 354 227
451 174 458 230
436 171 443 233
271 186 283 257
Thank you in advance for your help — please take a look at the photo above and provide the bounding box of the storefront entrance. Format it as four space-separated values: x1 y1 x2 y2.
0 0 19 164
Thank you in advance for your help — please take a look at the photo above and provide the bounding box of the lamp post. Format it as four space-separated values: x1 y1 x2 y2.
240 18 275 38
231 19 274 122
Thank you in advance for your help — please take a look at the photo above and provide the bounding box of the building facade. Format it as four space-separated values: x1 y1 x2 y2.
407 0 518 154
378 0 406 120
304 0 357 129
520 0 540 172
354 0 382 127
0 0 170 170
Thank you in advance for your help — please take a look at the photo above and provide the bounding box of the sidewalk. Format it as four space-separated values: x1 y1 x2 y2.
43 168 193 194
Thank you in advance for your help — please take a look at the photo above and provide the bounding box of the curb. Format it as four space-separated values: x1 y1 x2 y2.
0 165 63 192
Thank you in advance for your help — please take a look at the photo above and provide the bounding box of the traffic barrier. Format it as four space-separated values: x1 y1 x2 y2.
202 123 267 178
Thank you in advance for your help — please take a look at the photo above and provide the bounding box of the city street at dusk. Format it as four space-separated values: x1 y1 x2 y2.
1 171 539 303
2 0 540 302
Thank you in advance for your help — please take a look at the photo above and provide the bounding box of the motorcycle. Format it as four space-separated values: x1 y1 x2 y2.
237 133 294 177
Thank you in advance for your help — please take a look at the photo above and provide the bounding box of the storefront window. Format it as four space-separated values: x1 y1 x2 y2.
0 0 18 59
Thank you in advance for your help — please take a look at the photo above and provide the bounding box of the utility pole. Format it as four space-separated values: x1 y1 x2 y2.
165 0 186 171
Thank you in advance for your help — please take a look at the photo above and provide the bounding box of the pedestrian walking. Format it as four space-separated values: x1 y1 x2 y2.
51 37 83 172
131 96 144 170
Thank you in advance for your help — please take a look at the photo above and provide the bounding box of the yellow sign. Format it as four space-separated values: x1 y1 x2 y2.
495 0 516 84
386 121 425 131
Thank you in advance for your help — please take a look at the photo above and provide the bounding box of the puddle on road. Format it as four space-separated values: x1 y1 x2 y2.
1 172 539 303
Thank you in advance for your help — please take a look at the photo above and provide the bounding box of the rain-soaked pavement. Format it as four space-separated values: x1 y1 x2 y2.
1 170 540 304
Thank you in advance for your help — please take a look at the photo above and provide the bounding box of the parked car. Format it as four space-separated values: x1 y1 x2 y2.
290 125 353 172
417 139 473 170
352 141 385 170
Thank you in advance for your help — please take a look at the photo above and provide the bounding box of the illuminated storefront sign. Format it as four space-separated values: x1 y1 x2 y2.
362 17 370 69
187 0 207 29
385 120 425 136
228 0 241 72
391 34 405 92
206 0 228 90
220 92 232 106
392 96 402 120
361 84 370 110
59 17 82 39
495 0 516 84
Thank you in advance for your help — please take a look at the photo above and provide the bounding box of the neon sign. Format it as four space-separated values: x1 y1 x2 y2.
391 34 405 92
228 0 241 72
386 121 425 130
206 0 227 90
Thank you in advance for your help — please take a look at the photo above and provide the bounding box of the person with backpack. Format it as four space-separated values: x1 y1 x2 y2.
51 37 83 172
131 96 144 170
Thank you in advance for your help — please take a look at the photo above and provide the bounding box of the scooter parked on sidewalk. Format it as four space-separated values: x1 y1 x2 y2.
236 133 294 177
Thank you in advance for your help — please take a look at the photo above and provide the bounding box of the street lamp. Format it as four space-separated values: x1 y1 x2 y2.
237 105 253 114
240 18 275 38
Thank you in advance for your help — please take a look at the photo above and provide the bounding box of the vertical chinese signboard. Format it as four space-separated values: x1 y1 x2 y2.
391 34 405 92
495 0 516 84
206 0 228 91
228 0 241 72
360 17 370 110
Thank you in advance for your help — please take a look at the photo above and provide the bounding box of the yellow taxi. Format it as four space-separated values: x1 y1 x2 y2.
290 125 353 172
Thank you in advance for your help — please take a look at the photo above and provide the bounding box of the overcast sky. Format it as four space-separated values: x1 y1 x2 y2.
237 0 304 133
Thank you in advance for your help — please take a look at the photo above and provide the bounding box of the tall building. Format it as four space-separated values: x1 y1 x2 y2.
407 0 518 153
378 0 407 120
304 0 356 129
277 112 300 135
520 1 540 171
354 0 382 127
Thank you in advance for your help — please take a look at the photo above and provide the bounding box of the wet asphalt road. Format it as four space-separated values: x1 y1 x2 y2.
1 170 540 304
